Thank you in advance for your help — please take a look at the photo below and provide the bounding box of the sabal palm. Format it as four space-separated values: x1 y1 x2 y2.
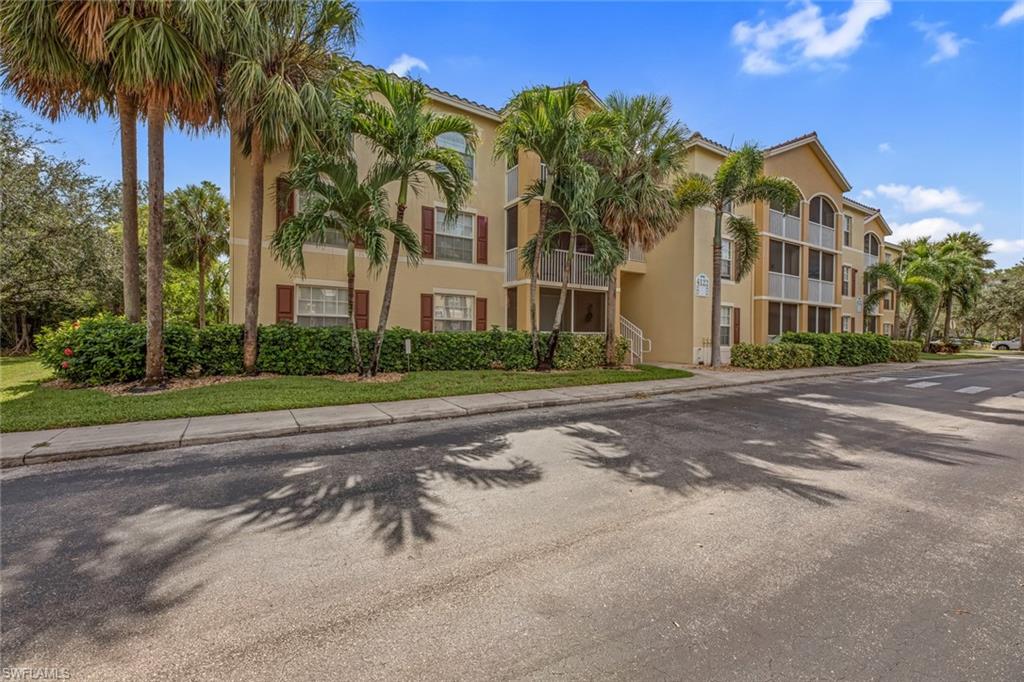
864 250 941 339
165 181 229 328
674 144 801 367
224 0 358 373
594 93 688 364
271 151 416 375
494 83 620 367
0 0 143 322
352 71 475 375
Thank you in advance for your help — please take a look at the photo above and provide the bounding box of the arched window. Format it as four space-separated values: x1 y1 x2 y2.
808 196 836 228
436 132 474 178
863 232 880 256
770 197 799 218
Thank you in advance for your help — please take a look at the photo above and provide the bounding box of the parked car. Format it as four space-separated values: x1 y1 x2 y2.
990 338 1022 351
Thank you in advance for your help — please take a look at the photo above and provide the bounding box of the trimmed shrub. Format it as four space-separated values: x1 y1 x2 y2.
890 340 921 363
836 333 892 366
730 342 814 370
925 340 960 354
38 316 629 384
779 332 841 366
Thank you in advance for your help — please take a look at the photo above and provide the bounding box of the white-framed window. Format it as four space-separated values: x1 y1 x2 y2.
769 239 801 276
883 292 893 310
719 305 733 347
807 305 832 333
842 315 853 333
865 316 878 334
539 288 605 333
433 293 473 332
808 249 835 283
809 196 836 228
296 285 349 327
721 238 733 280
843 214 852 247
883 322 893 336
864 232 880 256
434 208 474 263
841 265 851 296
436 132 474 179
768 301 799 337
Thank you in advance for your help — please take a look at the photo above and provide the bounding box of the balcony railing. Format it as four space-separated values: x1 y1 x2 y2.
504 247 608 288
865 252 879 268
769 209 801 241
807 221 835 249
627 242 645 262
807 278 835 304
505 165 519 203
769 272 801 300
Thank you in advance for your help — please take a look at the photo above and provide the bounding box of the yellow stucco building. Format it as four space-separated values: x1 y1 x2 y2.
229 75 898 365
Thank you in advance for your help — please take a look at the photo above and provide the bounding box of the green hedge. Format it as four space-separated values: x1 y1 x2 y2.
890 340 921 363
779 332 841 366
730 342 815 369
836 332 892 366
37 316 628 384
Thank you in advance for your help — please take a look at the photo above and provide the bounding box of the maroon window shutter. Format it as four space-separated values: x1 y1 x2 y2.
421 207 434 258
476 215 488 264
475 297 487 331
733 307 741 345
420 293 433 332
275 285 294 323
852 268 858 297
354 289 369 329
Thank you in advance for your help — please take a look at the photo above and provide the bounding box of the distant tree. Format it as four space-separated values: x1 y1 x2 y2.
165 182 229 327
988 261 1024 345
937 232 991 342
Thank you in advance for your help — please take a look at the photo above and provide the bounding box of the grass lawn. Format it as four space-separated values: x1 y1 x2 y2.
0 356 691 433
919 352 990 361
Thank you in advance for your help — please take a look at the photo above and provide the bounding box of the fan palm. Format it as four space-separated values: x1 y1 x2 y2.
271 151 412 375
224 0 359 373
674 144 801 367
0 0 142 322
494 83 619 368
864 247 941 339
351 71 475 375
593 93 688 364
165 181 229 328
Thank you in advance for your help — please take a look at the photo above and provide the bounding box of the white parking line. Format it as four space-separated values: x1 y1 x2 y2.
906 381 940 389
1012 391 1024 398
956 386 990 394
912 373 962 381
862 377 898 383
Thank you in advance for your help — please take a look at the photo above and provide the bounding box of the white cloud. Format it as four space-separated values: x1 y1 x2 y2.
912 21 970 63
890 217 983 242
732 0 891 75
877 142 891 153
386 54 428 77
991 238 1024 254
859 189 876 199
875 183 982 215
998 1 1024 26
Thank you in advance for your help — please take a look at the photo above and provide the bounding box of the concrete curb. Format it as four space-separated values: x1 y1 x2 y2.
0 358 1002 469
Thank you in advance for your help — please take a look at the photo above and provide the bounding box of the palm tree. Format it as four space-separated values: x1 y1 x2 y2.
352 71 475 375
165 181 229 328
224 0 359 373
918 239 982 345
674 144 801 367
271 151 412 375
938 232 992 342
0 1 142 322
594 93 688 365
864 244 941 339
494 84 619 368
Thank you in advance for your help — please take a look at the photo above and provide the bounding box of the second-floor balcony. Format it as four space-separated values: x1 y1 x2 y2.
864 252 879 268
627 242 645 262
505 247 608 288
769 209 801 241
807 221 835 249
505 165 519 203
807 278 835 304
769 272 801 300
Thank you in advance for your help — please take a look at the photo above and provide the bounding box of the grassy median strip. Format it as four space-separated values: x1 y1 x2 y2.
918 352 990 361
0 356 691 433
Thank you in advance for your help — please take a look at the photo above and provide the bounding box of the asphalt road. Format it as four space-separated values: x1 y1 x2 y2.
2 362 1022 680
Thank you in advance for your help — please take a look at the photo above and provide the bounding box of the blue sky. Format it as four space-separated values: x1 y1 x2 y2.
4 1 1023 266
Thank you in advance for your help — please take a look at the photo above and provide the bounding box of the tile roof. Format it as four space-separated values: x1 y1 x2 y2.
686 132 733 153
765 131 818 151
347 58 501 117
842 196 881 214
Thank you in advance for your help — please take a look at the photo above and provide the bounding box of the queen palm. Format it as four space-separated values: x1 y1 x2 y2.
864 243 941 339
165 181 229 328
594 93 688 365
674 144 801 368
271 151 416 375
494 84 618 367
224 0 359 373
0 0 142 322
352 71 475 375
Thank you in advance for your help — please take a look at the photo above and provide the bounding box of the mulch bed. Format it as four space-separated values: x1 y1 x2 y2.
44 372 405 395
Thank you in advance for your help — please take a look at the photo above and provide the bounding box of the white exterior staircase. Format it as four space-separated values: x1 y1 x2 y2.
619 316 651 365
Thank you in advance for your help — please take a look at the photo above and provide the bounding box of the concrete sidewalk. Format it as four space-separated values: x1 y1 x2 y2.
0 358 1000 468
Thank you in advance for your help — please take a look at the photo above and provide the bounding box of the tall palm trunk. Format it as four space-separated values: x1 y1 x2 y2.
942 295 954 342
144 101 166 382
892 289 901 339
710 210 723 368
242 133 265 373
543 229 577 368
346 241 363 375
197 256 207 328
370 180 407 376
530 173 556 368
118 94 141 323
604 265 619 365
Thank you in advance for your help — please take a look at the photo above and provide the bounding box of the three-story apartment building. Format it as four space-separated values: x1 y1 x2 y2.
228 72 897 365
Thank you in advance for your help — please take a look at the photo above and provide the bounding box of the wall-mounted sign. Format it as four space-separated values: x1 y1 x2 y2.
695 274 710 297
